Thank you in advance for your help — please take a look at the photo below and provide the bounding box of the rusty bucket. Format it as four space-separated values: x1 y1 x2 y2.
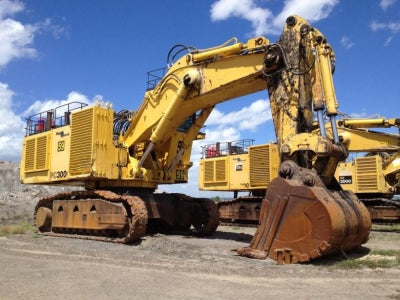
237 177 371 264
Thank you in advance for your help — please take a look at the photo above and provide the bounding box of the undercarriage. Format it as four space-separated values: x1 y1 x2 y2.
34 190 219 242
218 195 400 226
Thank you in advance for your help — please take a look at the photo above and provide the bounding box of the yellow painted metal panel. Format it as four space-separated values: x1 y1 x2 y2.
227 154 249 190
91 107 117 178
249 144 271 187
20 131 51 183
69 108 93 175
355 156 379 191
49 126 71 181
215 159 226 181
204 160 214 183
25 139 35 171
35 136 48 170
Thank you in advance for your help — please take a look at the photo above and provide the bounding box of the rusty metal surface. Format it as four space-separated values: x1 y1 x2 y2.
35 207 52 229
34 190 148 243
191 197 220 236
133 193 219 236
34 190 220 243
217 197 262 224
167 194 219 236
368 206 400 222
52 199 127 230
237 177 371 264
361 198 400 222
218 196 400 226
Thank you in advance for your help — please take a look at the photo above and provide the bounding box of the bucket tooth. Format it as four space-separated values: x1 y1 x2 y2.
237 176 371 264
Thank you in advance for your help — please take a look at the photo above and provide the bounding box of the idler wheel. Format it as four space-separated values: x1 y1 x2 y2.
36 207 52 232
192 198 219 236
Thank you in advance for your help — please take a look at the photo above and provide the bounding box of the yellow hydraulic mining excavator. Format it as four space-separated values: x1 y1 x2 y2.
20 15 370 264
333 117 400 222
200 117 400 225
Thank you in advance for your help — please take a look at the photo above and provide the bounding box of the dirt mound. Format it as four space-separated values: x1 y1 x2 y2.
0 161 79 224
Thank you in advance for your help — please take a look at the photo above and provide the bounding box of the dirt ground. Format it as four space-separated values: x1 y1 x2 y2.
0 225 400 300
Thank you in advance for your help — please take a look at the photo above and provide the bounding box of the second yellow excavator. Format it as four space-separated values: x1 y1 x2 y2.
20 15 370 264
200 117 400 225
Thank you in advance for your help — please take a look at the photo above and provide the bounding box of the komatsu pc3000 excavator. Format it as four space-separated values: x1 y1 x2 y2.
20 15 370 264
200 117 400 225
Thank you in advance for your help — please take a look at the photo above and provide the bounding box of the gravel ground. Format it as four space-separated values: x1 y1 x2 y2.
0 226 400 300
1 161 400 299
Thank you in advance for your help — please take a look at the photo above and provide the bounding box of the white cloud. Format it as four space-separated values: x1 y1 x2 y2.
384 36 393 46
206 99 271 131
0 0 24 19
380 0 396 11
369 18 400 47
340 36 354 49
210 0 339 35
0 15 37 67
348 111 368 119
370 20 400 33
204 126 241 144
0 0 66 68
210 0 273 36
35 17 66 40
0 82 25 161
22 91 98 117
274 0 339 30
0 1 69 161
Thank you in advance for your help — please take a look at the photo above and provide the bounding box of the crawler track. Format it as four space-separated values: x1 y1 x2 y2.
34 190 148 243
218 196 400 225
165 193 220 236
217 197 262 224
361 198 400 224
34 191 220 242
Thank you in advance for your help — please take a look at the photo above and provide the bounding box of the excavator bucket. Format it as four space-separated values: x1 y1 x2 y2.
237 176 371 264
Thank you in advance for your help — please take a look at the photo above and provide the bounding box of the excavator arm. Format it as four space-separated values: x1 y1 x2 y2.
236 16 370 263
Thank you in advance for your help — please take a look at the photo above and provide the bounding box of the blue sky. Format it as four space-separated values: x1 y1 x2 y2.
1 0 399 196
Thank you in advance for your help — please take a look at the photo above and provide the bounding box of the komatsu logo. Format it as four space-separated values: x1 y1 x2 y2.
56 130 69 138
